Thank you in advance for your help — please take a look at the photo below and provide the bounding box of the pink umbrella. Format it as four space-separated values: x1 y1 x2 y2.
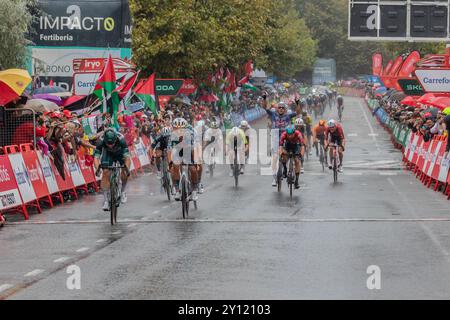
32 93 62 106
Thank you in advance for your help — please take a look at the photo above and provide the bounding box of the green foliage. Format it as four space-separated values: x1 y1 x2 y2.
0 0 36 69
130 0 316 80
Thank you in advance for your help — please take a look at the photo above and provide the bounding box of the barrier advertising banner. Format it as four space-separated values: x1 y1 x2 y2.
0 155 23 210
36 151 60 195
8 153 37 204
67 156 86 187
21 150 50 200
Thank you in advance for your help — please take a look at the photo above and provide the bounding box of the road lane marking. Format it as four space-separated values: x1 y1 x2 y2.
127 223 137 228
96 239 107 243
0 284 13 293
379 172 398 176
153 210 160 214
348 133 358 137
368 133 379 137
53 257 70 263
112 231 122 235
76 247 90 253
24 269 44 277
358 100 381 152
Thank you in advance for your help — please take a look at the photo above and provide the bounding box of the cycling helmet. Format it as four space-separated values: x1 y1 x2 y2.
104 129 118 145
327 119 336 128
195 114 202 121
240 120 249 129
278 102 287 109
173 117 187 128
295 118 304 126
209 121 218 129
231 127 241 136
161 127 171 136
285 125 296 135
319 119 326 126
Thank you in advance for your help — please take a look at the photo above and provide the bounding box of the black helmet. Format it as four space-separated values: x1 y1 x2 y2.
104 129 118 145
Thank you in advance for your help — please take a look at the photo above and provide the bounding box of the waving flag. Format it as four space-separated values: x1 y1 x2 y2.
93 55 120 129
134 73 158 115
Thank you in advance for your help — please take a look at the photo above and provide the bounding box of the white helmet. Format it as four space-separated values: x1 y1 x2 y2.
240 120 249 128
327 119 336 128
295 118 304 126
161 127 171 136
230 127 241 136
173 117 187 128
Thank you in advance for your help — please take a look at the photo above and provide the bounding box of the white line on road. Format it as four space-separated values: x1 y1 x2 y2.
368 133 379 137
0 284 13 293
127 223 137 228
112 231 122 235
379 172 398 176
348 133 358 137
76 247 90 253
358 100 381 152
24 269 44 277
162 206 169 209
153 210 160 214
53 257 70 263
96 239 107 243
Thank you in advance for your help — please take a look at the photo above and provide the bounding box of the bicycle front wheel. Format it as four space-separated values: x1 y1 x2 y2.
181 177 189 219
110 180 118 225
333 156 338 183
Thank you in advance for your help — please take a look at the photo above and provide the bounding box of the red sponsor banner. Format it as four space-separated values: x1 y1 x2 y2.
21 150 50 200
431 138 446 181
390 56 404 76
129 145 141 171
73 58 135 73
383 60 394 76
397 51 420 77
50 153 75 192
0 155 23 211
416 139 429 170
178 79 198 95
411 136 423 165
372 53 383 76
422 139 438 175
76 150 96 185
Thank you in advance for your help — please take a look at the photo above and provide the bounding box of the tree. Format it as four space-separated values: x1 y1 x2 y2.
0 0 35 70
264 0 317 78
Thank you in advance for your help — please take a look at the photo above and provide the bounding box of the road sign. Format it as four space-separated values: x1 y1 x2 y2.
349 1 450 42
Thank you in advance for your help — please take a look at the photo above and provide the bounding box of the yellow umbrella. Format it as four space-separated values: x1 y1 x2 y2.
0 69 32 95
443 107 450 116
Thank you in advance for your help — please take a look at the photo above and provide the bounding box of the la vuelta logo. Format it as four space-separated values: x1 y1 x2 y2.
39 5 115 32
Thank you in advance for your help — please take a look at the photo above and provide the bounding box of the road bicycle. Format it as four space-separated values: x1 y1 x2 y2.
102 162 125 225
338 105 344 122
179 162 198 219
318 139 326 172
286 151 296 199
160 149 173 201
232 136 240 188
328 143 340 183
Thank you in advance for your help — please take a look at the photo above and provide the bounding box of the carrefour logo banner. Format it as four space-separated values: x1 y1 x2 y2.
30 0 131 48
415 69 450 93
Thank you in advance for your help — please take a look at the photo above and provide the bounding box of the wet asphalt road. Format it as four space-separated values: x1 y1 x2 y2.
1 97 450 299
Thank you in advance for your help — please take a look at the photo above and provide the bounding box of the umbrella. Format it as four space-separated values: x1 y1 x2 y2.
443 107 450 116
49 91 72 98
375 87 387 94
423 107 440 117
400 96 417 107
61 95 87 108
428 96 450 110
22 99 60 113
33 85 67 95
0 69 32 106
417 93 436 105
32 93 62 106
389 91 406 102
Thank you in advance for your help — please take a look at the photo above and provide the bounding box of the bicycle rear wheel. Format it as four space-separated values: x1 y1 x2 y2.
181 176 189 219
234 161 239 188
110 179 118 225
333 156 338 183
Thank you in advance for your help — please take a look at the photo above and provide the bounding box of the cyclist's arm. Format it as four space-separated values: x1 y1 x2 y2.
93 139 104 172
